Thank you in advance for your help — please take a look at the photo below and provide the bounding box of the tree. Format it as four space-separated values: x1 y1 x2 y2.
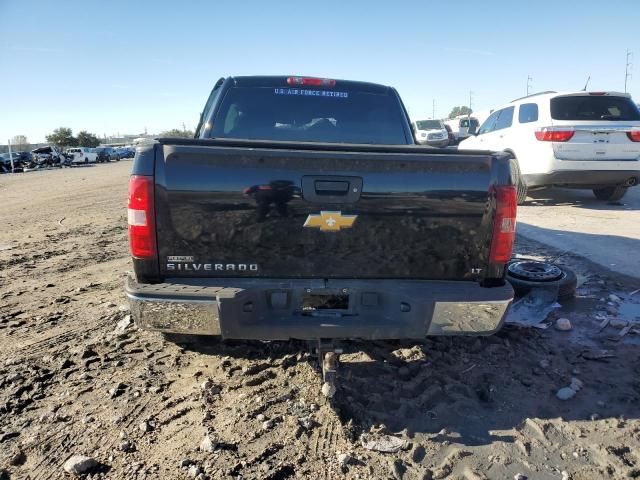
46 127 78 148
448 106 473 119
76 131 101 148
160 128 194 138
11 135 29 151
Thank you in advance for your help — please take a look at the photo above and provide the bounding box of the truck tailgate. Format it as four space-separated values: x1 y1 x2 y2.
154 142 497 281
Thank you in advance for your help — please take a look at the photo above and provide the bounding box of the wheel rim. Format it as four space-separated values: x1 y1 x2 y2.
507 261 565 282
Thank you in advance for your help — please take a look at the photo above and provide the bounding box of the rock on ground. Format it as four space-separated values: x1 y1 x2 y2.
63 455 98 475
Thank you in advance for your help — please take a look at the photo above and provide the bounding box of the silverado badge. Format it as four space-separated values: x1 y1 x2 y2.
304 211 357 232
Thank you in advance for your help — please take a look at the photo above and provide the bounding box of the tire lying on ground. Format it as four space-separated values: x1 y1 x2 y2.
506 261 577 300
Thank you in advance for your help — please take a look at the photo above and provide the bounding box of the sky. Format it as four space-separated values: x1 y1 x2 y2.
1 0 639 143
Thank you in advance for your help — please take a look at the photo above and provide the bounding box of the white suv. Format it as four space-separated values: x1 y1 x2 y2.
458 91 640 202
67 147 98 164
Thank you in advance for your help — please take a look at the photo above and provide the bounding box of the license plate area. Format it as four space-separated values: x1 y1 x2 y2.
301 289 351 316
591 132 610 144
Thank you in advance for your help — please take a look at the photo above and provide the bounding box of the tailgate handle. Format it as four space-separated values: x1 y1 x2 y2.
315 181 349 194
302 176 363 204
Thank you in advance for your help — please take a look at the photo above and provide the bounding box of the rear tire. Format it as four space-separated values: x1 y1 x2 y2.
509 156 528 205
516 177 528 205
593 185 628 201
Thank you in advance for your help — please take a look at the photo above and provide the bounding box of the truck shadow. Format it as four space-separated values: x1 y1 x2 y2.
524 187 639 210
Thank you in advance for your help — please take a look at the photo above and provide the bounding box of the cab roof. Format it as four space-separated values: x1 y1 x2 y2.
511 90 631 103
229 75 392 94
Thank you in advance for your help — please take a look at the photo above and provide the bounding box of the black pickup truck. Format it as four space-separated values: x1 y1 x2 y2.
126 76 516 342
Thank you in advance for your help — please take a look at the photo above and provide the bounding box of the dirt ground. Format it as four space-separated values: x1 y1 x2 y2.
1 162 640 480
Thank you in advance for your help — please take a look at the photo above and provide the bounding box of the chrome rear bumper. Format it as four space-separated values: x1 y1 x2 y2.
126 276 513 340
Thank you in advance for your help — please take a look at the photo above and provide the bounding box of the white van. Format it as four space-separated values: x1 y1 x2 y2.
458 91 640 202
67 147 98 164
413 119 449 147
444 115 480 144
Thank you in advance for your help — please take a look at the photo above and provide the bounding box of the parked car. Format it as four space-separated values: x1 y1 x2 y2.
95 147 120 162
116 147 135 159
16 151 33 163
30 146 70 167
0 152 21 172
126 74 516 389
458 91 640 202
67 147 98 164
413 119 449 147
444 115 480 144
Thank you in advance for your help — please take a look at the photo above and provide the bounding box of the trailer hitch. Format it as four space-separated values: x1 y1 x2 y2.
316 339 342 398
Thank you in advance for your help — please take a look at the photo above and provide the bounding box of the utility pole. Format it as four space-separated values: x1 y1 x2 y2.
527 75 533 96
625 50 633 93
469 90 474 113
432 99 436 119
182 122 187 135
7 139 14 173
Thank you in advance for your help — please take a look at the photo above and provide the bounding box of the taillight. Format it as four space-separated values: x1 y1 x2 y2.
128 175 156 259
489 186 517 264
287 77 336 87
534 127 575 142
627 128 640 142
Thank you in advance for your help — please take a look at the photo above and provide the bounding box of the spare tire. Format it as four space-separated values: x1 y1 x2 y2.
506 261 577 300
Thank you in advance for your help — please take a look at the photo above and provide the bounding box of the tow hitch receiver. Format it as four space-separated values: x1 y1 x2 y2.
316 339 342 398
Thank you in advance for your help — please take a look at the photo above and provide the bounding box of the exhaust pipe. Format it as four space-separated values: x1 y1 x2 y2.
625 177 638 187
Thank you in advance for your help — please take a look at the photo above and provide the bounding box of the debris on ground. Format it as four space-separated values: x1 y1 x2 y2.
115 314 132 332
506 288 561 327
360 433 409 453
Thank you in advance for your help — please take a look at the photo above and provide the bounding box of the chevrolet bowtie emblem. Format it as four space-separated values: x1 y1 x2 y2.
303 211 357 232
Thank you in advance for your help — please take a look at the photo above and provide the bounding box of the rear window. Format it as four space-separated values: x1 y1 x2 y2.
551 95 640 121
458 118 479 129
211 86 409 144
519 103 538 123
416 120 441 130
